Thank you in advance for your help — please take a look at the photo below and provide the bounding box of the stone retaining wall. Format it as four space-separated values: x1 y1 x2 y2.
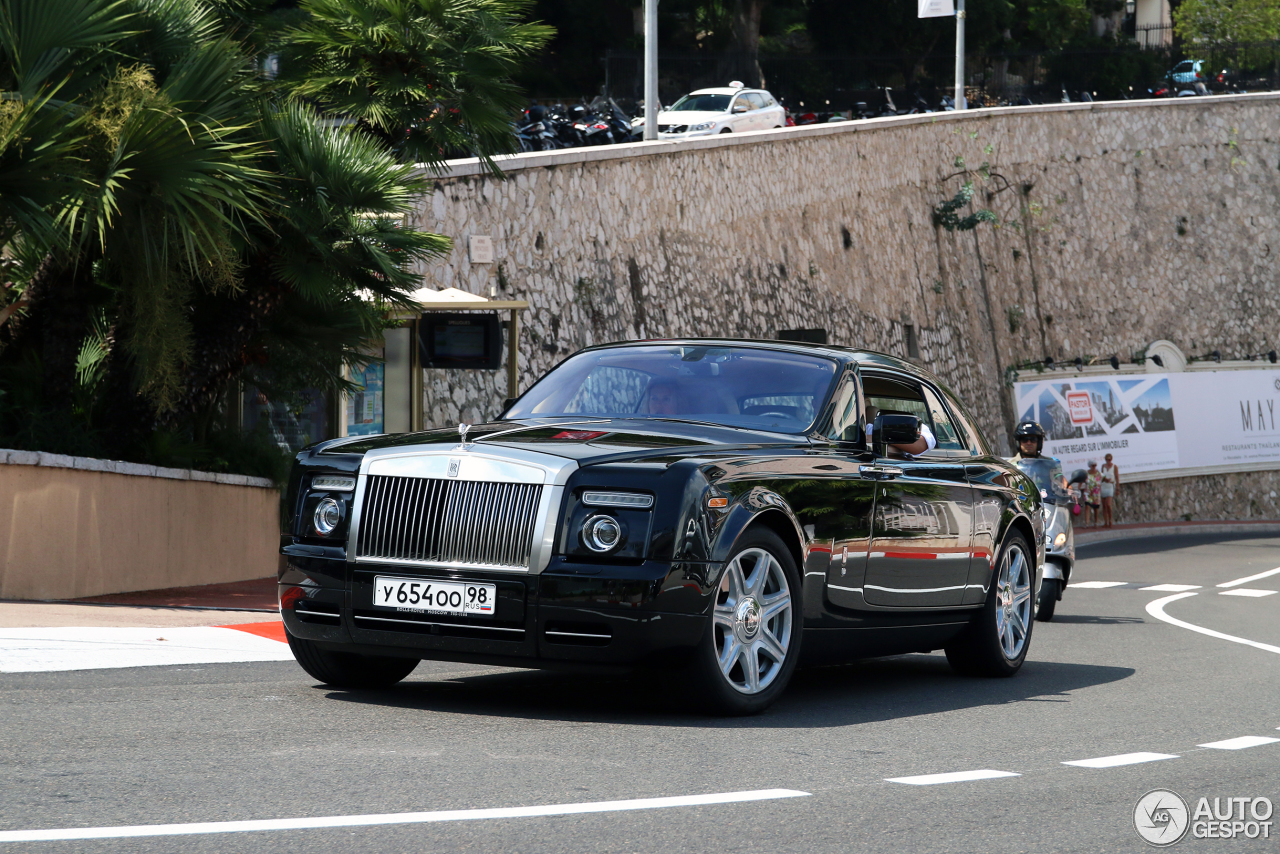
407 94 1280 524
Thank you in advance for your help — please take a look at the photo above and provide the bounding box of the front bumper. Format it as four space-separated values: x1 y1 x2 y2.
279 550 712 670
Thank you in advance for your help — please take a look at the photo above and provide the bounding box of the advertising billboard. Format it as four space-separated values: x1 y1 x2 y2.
1013 369 1280 478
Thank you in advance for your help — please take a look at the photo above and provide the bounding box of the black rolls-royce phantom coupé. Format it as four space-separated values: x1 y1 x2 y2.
280 340 1044 714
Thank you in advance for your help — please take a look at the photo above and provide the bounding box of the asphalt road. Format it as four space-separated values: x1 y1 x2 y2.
3 533 1279 853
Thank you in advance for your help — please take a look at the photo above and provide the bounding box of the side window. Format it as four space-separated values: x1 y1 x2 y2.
731 96 749 113
922 387 965 451
863 375 929 427
940 387 990 455
745 93 766 110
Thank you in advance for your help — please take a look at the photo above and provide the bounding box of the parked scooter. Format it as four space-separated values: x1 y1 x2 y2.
1011 456 1081 621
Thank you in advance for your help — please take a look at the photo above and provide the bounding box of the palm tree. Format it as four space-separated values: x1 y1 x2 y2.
278 0 553 169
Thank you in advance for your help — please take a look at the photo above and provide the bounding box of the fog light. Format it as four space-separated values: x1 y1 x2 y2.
1053 532 1067 548
314 498 342 536
582 514 624 553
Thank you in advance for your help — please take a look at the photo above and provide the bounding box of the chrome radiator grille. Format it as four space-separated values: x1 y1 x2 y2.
356 475 544 569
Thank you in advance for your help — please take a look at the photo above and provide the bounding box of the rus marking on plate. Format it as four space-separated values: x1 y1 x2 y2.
447 458 461 478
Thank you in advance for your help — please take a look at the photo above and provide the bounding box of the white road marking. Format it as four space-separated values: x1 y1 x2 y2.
1145 593 1280 656
1197 736 1280 750
0 627 292 673
885 770 1019 785
1140 584 1201 592
1219 588 1278 598
1062 752 1178 768
0 790 811 843
1218 566 1280 588
1070 580 1128 588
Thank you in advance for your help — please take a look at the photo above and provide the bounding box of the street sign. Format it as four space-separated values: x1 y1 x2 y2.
918 0 954 17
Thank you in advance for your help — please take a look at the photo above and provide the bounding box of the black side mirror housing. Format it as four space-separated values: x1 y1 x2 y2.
873 414 920 454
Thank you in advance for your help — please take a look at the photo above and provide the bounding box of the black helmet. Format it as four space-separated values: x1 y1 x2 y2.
1014 420 1045 454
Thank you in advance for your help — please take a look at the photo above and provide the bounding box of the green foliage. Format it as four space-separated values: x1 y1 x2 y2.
279 0 553 171
0 0 545 476
1175 0 1280 45
933 181 999 232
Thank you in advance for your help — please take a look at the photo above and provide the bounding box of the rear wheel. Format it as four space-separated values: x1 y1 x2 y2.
686 527 801 715
1036 578 1061 622
946 532 1034 676
286 630 419 689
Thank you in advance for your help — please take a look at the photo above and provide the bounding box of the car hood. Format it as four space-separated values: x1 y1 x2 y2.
317 418 808 465
657 110 725 125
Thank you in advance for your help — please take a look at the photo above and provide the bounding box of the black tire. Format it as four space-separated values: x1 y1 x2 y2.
286 630 419 689
945 532 1034 677
685 527 803 715
1036 578 1061 622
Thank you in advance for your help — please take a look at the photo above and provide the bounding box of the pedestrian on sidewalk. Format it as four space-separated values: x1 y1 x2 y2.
1100 453 1120 528
1084 460 1102 527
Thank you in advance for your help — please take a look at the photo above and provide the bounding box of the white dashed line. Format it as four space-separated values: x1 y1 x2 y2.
1070 580 1128 588
1145 593 1280 656
1062 752 1179 769
885 770 1019 786
0 790 812 843
1218 566 1280 588
1140 584 1201 592
1219 588 1278 598
1197 736 1280 750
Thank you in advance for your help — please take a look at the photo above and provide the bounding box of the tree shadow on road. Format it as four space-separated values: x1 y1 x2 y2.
319 653 1134 729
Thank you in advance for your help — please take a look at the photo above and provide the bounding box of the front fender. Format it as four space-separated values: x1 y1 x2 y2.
708 485 807 566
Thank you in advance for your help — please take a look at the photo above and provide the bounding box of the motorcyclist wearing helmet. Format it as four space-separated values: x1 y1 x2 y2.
1011 420 1046 461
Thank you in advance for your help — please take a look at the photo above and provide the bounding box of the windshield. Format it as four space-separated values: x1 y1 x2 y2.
504 345 839 434
1013 457 1069 501
668 93 732 112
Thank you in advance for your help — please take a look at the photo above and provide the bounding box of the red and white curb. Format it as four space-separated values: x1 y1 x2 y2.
0 622 289 673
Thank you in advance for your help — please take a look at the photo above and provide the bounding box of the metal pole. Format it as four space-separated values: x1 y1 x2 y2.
506 309 519 401
644 0 659 140
954 0 966 111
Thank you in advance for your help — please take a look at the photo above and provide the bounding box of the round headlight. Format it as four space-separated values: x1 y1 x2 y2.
314 498 342 536
1053 532 1068 548
582 514 624 553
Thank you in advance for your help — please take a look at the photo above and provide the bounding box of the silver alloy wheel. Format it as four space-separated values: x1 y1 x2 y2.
712 547 793 694
995 542 1032 659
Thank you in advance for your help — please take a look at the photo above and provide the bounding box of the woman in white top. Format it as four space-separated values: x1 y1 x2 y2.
1100 453 1120 528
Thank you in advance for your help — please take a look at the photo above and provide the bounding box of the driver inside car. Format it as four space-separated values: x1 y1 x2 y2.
644 380 681 415
864 404 936 458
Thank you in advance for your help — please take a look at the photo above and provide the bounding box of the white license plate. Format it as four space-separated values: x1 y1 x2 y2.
372 576 496 616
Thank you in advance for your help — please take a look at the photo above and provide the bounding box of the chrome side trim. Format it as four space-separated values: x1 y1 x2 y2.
545 630 611 639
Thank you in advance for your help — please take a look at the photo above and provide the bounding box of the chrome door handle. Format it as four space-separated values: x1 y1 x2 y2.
860 464 904 481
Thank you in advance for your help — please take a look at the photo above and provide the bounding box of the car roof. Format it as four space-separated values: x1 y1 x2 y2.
576 337 932 380
687 87 766 96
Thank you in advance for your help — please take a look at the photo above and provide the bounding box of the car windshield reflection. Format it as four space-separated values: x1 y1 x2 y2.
668 94 732 112
505 344 839 434
1013 457 1069 502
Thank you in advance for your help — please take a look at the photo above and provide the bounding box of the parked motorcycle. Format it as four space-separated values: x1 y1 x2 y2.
1011 456 1081 622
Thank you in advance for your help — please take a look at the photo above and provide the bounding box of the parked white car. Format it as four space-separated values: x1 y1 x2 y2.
656 84 785 139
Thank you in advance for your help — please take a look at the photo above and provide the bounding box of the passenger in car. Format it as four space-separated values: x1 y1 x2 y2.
644 380 681 415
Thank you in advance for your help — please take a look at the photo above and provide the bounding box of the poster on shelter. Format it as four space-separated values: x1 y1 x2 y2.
346 362 384 436
1013 368 1280 478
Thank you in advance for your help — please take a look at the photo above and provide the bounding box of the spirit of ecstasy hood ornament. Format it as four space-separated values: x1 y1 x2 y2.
457 423 470 448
